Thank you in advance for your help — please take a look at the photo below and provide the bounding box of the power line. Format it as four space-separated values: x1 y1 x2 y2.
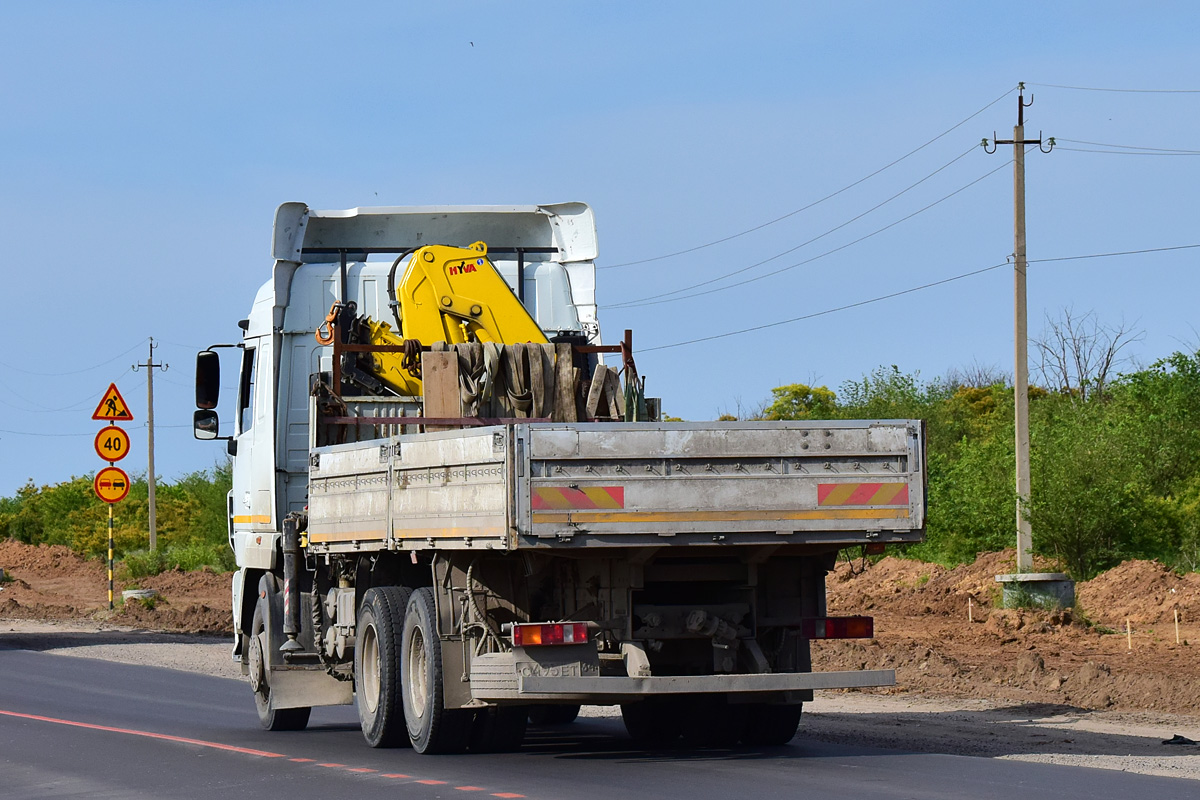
1030 82 1200 94
612 144 980 307
614 156 1012 309
599 85 1018 270
0 367 137 414
1057 138 1200 154
0 339 148 377
1057 147 1200 157
639 243 1200 353
1028 243 1200 264
641 262 1011 352
0 428 94 438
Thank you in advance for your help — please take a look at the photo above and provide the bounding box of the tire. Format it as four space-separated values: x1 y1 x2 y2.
677 695 748 748
621 698 683 746
401 587 472 754
249 596 311 731
470 705 528 752
742 703 803 746
355 586 412 748
528 704 581 725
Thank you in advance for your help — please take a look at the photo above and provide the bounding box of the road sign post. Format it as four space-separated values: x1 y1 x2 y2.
93 383 134 611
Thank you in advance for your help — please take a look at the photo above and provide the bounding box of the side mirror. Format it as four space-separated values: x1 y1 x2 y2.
196 350 221 409
193 409 220 440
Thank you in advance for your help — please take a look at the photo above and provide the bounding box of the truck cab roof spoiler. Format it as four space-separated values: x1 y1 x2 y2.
272 202 598 264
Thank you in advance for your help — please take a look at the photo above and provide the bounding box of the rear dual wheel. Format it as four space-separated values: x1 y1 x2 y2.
355 586 412 747
402 587 474 754
742 703 803 746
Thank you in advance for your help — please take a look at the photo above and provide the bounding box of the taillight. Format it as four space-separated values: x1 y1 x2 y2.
801 616 874 639
512 622 589 647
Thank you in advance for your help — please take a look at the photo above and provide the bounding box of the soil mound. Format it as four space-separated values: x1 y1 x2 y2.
1 540 232 633
0 541 105 579
1077 559 1200 626
828 550 1030 617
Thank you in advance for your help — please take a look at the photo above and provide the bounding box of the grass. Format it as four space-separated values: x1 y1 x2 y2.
119 542 235 579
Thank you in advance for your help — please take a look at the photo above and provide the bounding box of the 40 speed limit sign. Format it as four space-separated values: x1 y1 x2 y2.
94 425 131 463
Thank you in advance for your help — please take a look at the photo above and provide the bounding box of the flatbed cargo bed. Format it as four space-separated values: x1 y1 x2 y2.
306 419 926 552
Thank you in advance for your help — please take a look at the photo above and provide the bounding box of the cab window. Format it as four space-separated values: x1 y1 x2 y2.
237 346 257 434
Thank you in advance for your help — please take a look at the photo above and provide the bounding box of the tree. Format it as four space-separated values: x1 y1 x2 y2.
762 384 837 420
1032 308 1143 401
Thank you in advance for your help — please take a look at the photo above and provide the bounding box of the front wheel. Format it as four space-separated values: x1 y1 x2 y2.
401 587 472 754
355 586 412 747
249 596 311 731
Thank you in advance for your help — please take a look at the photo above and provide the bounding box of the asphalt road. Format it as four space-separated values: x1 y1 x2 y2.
2 644 1197 800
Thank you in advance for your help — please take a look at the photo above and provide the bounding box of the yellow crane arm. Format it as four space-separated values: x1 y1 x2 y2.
361 241 548 396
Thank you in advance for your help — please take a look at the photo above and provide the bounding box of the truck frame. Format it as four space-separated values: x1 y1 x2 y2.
194 202 926 753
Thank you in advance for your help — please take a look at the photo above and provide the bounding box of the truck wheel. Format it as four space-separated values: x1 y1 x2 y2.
621 698 683 746
741 703 803 746
249 597 311 731
470 706 528 752
355 586 412 747
401 587 472 754
528 704 581 725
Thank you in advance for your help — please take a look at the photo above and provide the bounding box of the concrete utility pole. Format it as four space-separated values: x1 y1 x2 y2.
985 83 1053 573
133 339 168 552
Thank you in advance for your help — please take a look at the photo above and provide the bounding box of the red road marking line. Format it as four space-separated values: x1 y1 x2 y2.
0 709 285 758
0 708 524 796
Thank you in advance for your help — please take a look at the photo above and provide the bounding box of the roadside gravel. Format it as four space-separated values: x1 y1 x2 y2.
4 618 1200 780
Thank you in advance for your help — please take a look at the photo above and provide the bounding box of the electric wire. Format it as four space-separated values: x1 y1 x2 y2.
641 243 1200 353
0 339 148 377
614 156 1012 309
641 262 1011 352
0 367 137 414
611 144 980 307
1030 82 1200 94
0 428 97 438
599 85 1018 269
1056 138 1200 154
1057 147 1200 156
1028 243 1200 264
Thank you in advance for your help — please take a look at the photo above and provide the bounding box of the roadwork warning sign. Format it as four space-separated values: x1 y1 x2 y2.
92 383 134 421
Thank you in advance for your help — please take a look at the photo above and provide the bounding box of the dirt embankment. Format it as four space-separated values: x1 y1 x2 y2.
0 540 230 633
3 540 1200 716
817 550 1200 715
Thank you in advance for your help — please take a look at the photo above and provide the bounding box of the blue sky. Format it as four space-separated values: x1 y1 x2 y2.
2 2 1199 495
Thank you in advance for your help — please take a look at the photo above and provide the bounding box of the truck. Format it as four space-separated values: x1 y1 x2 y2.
193 201 927 753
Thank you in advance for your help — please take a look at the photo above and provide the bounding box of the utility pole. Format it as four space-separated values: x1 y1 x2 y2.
133 339 168 552
985 83 1053 572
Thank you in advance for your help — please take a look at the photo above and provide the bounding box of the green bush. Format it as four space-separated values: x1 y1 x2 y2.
759 352 1200 576
1 460 233 568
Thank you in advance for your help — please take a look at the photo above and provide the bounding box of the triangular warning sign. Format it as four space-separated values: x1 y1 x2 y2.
92 383 134 421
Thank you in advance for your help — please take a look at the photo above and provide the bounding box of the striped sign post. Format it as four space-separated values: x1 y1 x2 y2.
92 383 134 611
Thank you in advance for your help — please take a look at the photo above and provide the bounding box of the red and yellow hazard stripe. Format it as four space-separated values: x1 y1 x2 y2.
818 482 909 506
531 486 625 510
